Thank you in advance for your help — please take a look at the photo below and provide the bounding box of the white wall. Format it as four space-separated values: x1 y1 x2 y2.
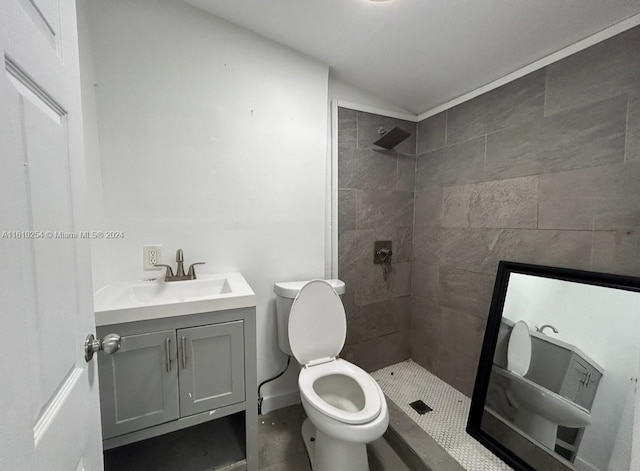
77 0 110 292
82 0 329 411
503 274 640 470
329 75 413 114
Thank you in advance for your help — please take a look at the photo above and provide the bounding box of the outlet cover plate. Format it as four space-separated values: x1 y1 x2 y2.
143 245 162 270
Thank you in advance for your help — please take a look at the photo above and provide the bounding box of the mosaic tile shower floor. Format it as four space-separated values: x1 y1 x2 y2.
372 360 512 471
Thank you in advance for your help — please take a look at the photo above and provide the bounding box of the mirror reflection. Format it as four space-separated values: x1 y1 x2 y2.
477 266 640 471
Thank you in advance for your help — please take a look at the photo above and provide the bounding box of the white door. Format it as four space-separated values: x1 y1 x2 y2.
0 0 103 470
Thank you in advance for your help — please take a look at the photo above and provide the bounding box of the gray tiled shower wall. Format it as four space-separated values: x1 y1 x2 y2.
337 25 640 396
337 110 416 372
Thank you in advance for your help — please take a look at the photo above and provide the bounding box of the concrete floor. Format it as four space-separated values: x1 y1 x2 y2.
258 405 312 471
103 414 246 471
104 404 389 471
103 407 311 471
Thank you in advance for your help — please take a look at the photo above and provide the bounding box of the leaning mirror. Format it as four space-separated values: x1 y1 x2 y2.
467 261 640 471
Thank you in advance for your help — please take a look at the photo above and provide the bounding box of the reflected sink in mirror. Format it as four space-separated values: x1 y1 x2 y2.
94 272 255 327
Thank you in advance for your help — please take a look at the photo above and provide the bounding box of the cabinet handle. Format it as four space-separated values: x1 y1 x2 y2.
181 336 187 369
579 371 588 386
165 337 172 372
585 372 591 387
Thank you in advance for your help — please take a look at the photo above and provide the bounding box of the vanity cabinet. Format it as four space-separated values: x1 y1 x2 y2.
98 330 179 438
96 307 257 471
526 334 603 463
527 336 602 410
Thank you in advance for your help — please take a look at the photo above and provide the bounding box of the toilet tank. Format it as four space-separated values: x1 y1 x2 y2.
273 279 345 355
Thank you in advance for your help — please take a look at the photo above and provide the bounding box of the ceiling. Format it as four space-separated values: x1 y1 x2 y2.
185 0 640 115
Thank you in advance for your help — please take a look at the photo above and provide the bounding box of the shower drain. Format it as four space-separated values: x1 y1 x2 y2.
409 399 433 415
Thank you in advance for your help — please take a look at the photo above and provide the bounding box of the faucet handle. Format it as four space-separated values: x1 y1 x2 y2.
187 262 205 280
153 263 175 281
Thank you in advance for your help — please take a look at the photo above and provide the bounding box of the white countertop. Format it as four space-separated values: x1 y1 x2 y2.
94 272 256 327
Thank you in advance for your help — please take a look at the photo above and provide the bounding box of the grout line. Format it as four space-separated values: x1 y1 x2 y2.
444 130 489 149
543 68 549 117
624 94 630 164
418 144 447 155
590 221 595 269
440 186 445 225
354 190 359 230
444 110 449 146
396 151 400 191
356 111 359 148
483 135 488 172
410 154 418 274
535 175 540 229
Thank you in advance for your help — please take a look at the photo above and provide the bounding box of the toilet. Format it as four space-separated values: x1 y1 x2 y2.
274 279 389 471
494 320 591 448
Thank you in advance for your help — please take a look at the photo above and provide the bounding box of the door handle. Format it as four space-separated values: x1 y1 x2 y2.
181 336 187 369
84 333 121 362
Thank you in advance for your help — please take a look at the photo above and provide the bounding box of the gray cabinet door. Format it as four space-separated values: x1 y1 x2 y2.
562 358 588 404
574 360 601 410
178 321 245 417
98 330 179 439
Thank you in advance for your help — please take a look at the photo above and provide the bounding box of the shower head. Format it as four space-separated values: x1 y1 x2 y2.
373 126 411 150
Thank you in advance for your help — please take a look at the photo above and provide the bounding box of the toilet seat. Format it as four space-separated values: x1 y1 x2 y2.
289 280 382 426
299 359 382 425
288 280 347 365
507 320 532 376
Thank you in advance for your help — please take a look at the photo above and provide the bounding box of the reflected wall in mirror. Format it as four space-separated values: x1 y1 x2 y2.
467 261 640 471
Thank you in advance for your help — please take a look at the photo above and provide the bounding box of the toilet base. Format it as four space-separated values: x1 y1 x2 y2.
301 419 316 467
301 418 370 471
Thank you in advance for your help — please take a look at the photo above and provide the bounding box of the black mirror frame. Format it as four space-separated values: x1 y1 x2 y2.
466 260 640 471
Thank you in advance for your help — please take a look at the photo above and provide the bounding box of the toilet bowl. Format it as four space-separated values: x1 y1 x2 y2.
277 279 389 471
498 320 591 448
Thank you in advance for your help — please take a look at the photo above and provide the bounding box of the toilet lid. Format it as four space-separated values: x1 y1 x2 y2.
288 280 346 365
507 320 532 376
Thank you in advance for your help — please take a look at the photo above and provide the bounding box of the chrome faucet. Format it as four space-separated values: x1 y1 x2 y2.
154 249 205 282
536 324 558 335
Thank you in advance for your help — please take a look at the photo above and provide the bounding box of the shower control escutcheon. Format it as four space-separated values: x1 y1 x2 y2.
373 240 393 265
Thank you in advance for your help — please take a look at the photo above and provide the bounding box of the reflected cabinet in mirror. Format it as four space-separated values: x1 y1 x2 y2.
467 261 640 471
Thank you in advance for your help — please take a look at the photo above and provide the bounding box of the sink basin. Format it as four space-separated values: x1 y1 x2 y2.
132 277 231 303
491 365 591 448
94 272 255 326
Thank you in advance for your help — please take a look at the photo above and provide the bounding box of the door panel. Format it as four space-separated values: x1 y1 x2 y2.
23 0 60 37
20 92 80 424
0 1 103 469
98 330 180 439
178 321 245 417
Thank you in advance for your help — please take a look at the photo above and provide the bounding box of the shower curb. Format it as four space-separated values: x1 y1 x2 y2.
384 395 466 471
368 435 411 471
